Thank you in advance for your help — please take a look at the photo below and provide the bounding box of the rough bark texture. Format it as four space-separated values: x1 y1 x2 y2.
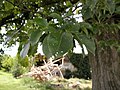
89 43 120 90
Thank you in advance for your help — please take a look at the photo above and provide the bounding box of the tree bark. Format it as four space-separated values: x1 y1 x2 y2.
89 43 120 90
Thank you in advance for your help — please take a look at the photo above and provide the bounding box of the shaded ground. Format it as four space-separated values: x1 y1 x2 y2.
0 71 91 90
49 77 91 90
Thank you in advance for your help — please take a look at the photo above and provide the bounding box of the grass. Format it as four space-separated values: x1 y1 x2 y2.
0 71 32 90
0 71 92 90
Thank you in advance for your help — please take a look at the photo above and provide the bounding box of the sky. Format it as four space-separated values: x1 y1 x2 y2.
1 43 19 57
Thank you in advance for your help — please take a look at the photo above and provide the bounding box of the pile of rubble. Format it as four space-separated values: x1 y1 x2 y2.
20 53 77 81
22 58 65 81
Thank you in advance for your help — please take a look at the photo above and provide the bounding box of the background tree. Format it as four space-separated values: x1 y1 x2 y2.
81 0 120 89
0 0 120 90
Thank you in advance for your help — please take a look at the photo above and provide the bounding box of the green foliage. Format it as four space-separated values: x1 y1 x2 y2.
1 55 14 72
4 1 14 11
0 55 3 70
33 18 48 28
64 53 91 80
0 0 119 89
49 13 63 23
11 63 24 78
43 31 73 58
18 55 29 67
116 6 120 13
11 54 29 77
30 29 42 46
75 34 95 55
0 54 29 77
0 0 96 59
64 69 73 79
0 0 119 63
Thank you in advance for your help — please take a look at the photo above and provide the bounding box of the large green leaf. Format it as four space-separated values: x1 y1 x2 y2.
0 0 3 6
58 32 73 56
75 34 95 55
28 44 38 56
80 22 93 30
82 7 92 20
42 35 56 58
4 1 14 11
116 6 120 14
30 29 42 46
66 1 72 7
86 0 98 10
80 22 93 35
34 18 48 28
62 22 80 33
43 31 73 58
49 13 63 23
106 0 115 14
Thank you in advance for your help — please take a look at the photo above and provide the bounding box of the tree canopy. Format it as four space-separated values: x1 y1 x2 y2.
0 0 119 58
1 0 120 90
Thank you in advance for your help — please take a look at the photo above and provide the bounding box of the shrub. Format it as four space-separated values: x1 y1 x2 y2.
11 55 27 78
64 53 91 79
0 55 3 70
0 54 29 77
18 55 29 67
64 69 73 79
1 54 14 72
11 62 24 78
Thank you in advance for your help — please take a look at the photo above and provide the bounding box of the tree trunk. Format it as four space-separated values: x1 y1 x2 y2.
89 43 120 90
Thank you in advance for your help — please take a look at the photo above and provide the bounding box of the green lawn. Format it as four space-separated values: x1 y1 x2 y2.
0 71 32 90
0 71 58 90
0 71 92 90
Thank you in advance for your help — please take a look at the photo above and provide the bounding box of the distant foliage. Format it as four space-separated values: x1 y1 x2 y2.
11 62 24 78
0 54 29 77
11 55 29 78
1 54 14 72
17 55 29 67
64 53 91 79
0 55 3 70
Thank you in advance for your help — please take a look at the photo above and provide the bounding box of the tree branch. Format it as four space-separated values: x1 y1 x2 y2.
1 0 79 27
